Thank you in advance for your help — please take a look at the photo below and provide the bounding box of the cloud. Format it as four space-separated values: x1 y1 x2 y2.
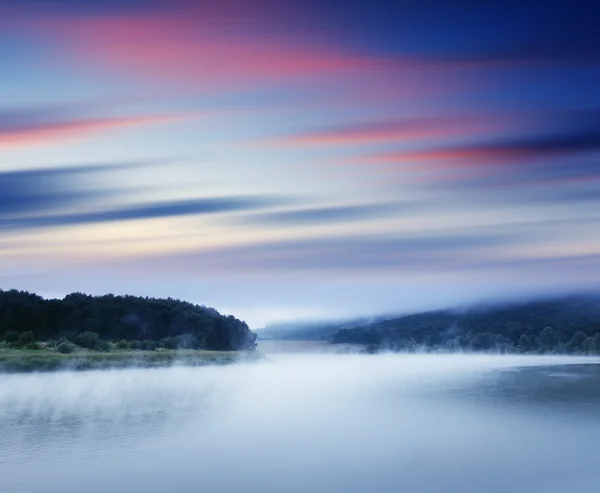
6 0 599 100
239 202 414 226
0 164 119 216
138 231 521 275
24 14 385 89
114 213 600 283
0 109 193 149
26 0 598 65
401 129 600 166
338 113 600 193
259 117 492 147
0 160 288 232
7 6 494 100
1 195 282 231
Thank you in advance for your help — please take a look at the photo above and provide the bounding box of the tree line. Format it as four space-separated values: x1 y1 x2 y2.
330 296 600 354
0 289 257 351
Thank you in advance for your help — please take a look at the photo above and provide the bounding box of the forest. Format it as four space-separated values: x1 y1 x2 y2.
0 289 257 352
330 296 600 354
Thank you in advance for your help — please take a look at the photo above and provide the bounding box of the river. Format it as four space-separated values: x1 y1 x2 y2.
2 353 600 493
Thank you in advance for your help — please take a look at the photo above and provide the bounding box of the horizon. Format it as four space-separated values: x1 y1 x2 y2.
2 0 600 327
3 286 599 331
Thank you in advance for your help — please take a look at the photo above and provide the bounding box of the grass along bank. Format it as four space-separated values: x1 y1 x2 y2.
0 346 261 373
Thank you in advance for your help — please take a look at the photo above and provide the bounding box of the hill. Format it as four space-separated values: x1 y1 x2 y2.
257 316 387 341
329 296 600 354
330 295 600 354
0 289 257 351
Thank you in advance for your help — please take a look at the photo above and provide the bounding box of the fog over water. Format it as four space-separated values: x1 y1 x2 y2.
2 353 600 493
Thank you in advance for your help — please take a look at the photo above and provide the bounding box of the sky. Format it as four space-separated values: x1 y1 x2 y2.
1 0 600 327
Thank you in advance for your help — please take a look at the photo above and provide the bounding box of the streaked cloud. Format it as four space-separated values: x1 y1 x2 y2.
0 162 285 231
238 202 414 227
1 0 600 324
1 196 281 231
7 3 513 102
138 231 522 275
0 163 118 216
0 109 194 148
259 117 499 147
333 111 600 193
367 126 600 167
25 14 385 89
115 215 600 288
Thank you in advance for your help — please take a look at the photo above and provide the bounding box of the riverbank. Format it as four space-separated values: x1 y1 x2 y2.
0 348 262 373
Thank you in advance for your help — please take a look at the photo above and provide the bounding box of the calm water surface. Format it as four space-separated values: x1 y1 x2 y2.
2 353 600 493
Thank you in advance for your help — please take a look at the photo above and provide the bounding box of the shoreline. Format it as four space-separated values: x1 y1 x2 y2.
0 349 262 374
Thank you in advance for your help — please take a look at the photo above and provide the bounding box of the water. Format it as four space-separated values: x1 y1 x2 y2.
2 353 600 493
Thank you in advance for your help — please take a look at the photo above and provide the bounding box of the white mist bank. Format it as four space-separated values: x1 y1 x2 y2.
1 353 596 414
2 354 600 493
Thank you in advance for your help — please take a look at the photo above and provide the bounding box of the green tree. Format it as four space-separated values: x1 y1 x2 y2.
517 334 532 353
56 341 75 354
539 326 559 353
17 331 36 348
568 331 587 353
582 337 596 354
74 331 101 350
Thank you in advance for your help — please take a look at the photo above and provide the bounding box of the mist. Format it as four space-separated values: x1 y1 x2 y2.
10 269 598 329
3 352 600 493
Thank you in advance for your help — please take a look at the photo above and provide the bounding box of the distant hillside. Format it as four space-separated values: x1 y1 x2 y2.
0 290 256 351
258 316 386 341
330 295 600 354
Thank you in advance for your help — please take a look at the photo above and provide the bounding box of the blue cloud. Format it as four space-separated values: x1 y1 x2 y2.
1 196 283 230
0 164 117 216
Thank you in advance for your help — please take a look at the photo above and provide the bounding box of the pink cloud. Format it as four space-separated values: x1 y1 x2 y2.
0 113 191 149
11 8 499 98
263 121 450 147
28 14 391 90
352 145 566 169
262 115 511 147
357 148 511 166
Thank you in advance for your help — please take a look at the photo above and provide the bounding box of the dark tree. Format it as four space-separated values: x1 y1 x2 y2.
0 289 257 351
326 295 600 355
